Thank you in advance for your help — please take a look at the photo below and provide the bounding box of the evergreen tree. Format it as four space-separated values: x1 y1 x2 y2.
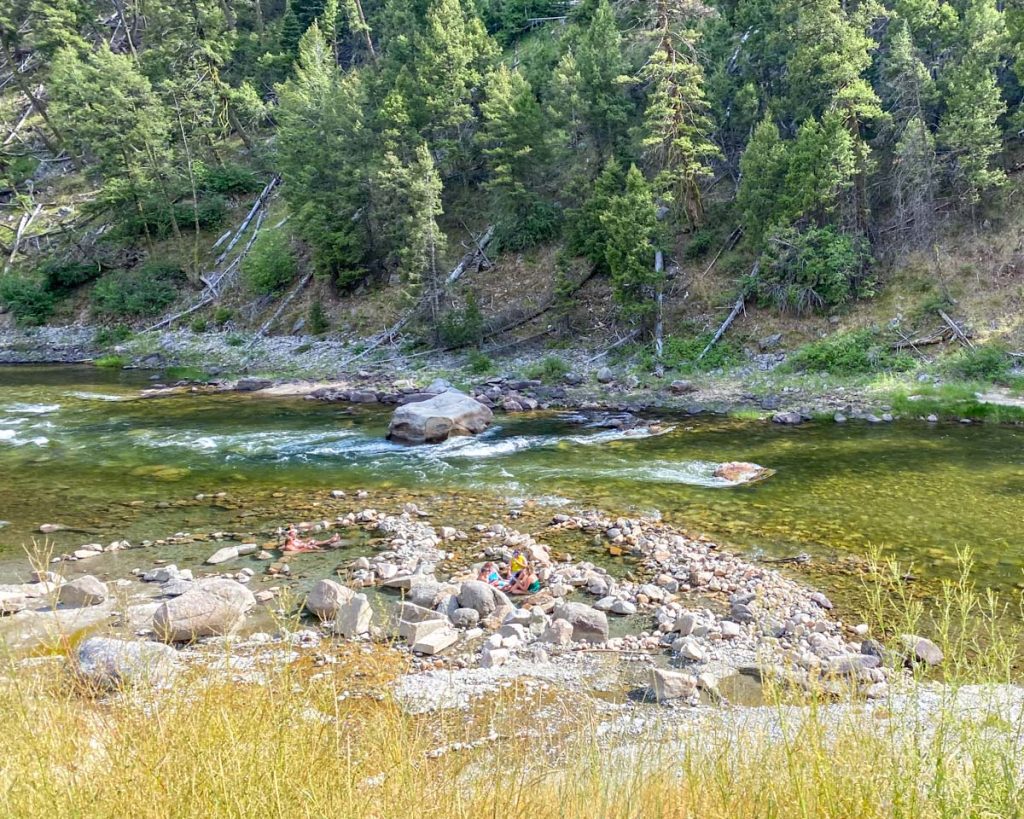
568 157 625 271
276 24 369 283
601 164 659 322
573 0 629 153
637 0 720 227
478 64 556 248
49 45 180 247
737 117 788 244
892 115 938 245
938 0 1006 204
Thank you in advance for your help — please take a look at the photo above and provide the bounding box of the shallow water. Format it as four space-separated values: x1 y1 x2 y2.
1 365 1023 593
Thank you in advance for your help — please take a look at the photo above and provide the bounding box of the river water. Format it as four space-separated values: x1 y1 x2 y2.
1 365 1022 594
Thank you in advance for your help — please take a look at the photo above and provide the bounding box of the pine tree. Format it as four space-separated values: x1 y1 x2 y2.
601 164 659 322
737 118 788 244
49 45 179 247
478 64 556 248
276 24 370 283
938 0 1006 205
568 157 625 271
573 0 629 153
637 0 720 227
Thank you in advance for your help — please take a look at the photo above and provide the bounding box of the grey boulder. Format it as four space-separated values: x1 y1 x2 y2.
456 580 497 617
553 601 608 643
58 575 108 607
387 391 493 445
76 636 178 688
153 579 254 642
305 578 354 621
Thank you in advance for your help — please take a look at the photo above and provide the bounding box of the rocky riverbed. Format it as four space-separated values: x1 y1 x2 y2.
0 494 945 713
0 324 915 421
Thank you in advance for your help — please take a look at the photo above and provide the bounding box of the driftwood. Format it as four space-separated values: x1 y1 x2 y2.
214 176 279 268
698 261 756 361
249 271 313 343
938 309 974 349
585 330 641 365
4 202 42 273
446 225 495 285
147 178 278 331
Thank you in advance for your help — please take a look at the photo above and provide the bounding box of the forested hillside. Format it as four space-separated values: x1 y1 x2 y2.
2 0 1023 368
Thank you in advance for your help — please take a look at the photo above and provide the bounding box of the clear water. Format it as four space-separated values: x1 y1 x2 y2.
1 365 1023 593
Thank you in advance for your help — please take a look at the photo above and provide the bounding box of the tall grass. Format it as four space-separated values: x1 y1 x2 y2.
0 554 1022 818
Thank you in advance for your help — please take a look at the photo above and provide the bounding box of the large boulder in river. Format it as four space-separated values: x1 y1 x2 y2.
153 579 254 642
553 601 609 643
76 636 178 688
387 391 493 445
713 462 775 485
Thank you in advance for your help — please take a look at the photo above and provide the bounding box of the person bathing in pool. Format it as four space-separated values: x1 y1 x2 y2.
507 560 541 595
282 525 340 553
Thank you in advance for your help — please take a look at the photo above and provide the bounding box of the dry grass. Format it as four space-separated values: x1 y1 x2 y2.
1 553 1023 819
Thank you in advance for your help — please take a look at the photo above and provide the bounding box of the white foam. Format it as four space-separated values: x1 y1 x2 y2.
4 403 59 415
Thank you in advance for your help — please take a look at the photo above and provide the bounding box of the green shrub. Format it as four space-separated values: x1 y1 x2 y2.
684 229 715 259
244 229 296 294
524 355 570 383
114 194 228 241
190 317 209 333
94 355 125 368
0 277 55 325
438 294 485 348
40 259 102 293
226 333 246 347
653 333 744 373
787 329 913 375
213 307 233 325
467 350 495 375
946 344 1012 382
94 325 132 346
494 199 562 252
198 163 263 195
753 226 873 314
91 261 185 317
307 300 329 334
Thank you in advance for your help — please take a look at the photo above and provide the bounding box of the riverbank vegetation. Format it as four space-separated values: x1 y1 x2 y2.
2 0 1024 387
1 556 1022 818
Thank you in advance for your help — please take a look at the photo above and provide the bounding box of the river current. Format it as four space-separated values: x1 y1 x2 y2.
1 365 1022 594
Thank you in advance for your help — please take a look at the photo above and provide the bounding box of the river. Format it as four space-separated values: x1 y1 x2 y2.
0 365 1022 595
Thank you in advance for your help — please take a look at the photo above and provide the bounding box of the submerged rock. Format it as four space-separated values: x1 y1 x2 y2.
713 461 775 485
387 391 493 445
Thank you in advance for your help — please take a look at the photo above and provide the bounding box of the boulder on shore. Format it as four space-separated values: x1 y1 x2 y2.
553 601 608 643
76 636 178 688
152 579 254 642
305 578 354 621
57 575 108 607
713 462 775 485
387 391 493 445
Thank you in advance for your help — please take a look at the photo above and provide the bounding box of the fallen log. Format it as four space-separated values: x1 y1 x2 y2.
248 271 313 343
446 225 494 285
938 309 974 349
698 261 756 361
